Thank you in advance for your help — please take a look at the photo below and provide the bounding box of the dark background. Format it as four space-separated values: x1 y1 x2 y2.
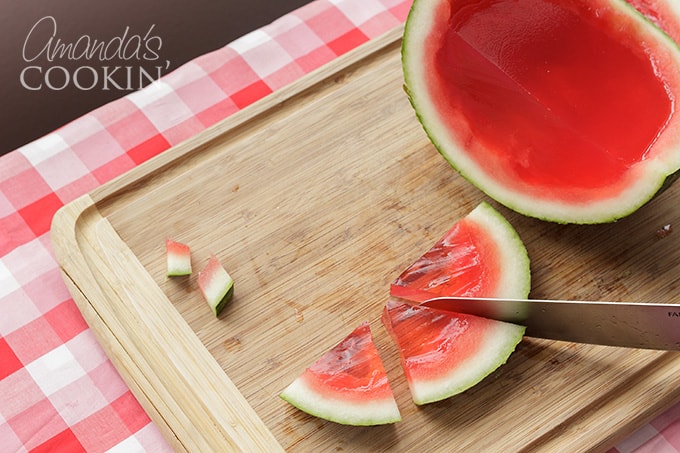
1 0 311 156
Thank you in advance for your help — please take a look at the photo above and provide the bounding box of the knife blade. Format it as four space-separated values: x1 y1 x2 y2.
420 296 680 350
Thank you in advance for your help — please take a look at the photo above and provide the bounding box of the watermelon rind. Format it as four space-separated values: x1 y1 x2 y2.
167 255 192 277
280 378 402 426
402 0 680 224
211 283 234 317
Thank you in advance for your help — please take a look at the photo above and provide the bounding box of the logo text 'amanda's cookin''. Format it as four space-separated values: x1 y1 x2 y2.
21 16 171 91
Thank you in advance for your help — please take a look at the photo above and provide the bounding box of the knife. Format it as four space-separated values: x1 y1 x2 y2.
420 296 680 350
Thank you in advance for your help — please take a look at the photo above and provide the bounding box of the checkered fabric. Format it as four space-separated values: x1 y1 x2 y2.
0 0 678 451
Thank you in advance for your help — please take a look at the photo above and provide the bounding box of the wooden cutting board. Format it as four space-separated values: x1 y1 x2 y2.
51 26 680 452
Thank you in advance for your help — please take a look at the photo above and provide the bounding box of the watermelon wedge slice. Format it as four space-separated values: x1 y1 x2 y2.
280 322 401 426
382 299 525 405
391 202 530 303
402 0 680 223
386 203 529 404
166 239 192 276
197 254 234 316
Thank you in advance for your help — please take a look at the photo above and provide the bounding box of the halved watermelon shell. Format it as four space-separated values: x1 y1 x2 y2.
402 0 680 223
391 202 530 302
382 299 525 405
197 254 234 316
166 239 192 276
280 322 401 426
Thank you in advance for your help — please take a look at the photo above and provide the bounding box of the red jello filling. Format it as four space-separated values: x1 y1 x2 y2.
427 0 673 197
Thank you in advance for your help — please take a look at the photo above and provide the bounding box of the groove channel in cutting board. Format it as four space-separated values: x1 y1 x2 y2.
55 26 680 452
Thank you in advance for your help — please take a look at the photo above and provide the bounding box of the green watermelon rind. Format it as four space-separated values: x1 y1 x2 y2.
409 320 526 405
211 284 234 317
402 0 680 224
280 377 402 426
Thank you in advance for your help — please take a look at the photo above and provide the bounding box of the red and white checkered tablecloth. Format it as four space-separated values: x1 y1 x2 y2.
1 0 679 451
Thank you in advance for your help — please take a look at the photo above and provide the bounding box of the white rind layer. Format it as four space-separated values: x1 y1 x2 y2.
167 252 191 276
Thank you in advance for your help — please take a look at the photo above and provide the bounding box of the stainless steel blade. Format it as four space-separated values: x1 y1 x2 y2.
420 296 680 350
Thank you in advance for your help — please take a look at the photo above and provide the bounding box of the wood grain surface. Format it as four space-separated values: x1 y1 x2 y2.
52 26 680 452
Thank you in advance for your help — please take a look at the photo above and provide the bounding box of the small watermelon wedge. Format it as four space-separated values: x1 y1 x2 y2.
166 239 192 277
382 299 525 405
197 254 234 316
391 202 530 303
280 322 401 426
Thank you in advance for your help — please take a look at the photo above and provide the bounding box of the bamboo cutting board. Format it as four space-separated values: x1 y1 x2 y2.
52 26 680 452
